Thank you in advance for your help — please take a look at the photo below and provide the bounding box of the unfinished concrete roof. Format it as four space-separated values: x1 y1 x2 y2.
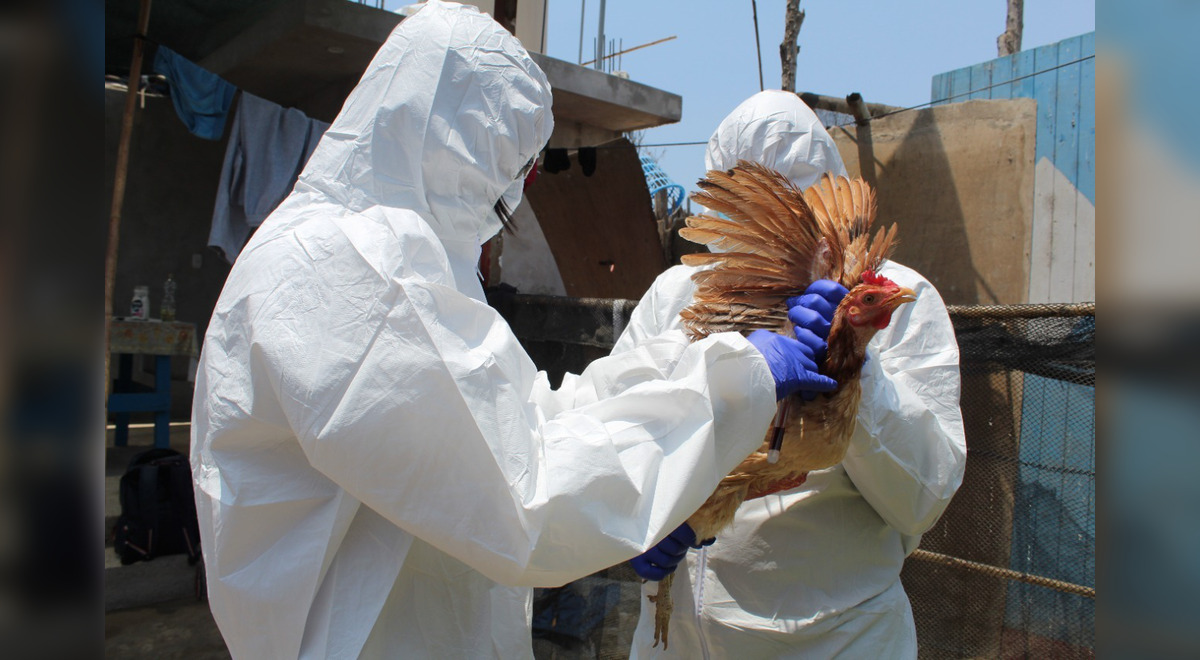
531 53 681 133
106 0 681 129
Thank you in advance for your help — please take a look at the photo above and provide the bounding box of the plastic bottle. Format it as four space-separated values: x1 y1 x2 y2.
161 274 177 322
130 285 150 320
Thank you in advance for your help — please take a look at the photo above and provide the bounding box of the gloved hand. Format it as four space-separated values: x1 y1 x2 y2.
747 329 838 401
785 280 850 400
630 523 714 581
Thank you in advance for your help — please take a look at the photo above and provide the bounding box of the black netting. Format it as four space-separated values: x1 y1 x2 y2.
487 291 1096 659
907 304 1095 659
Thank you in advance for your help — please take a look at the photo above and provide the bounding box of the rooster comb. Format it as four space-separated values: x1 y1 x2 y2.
861 270 897 287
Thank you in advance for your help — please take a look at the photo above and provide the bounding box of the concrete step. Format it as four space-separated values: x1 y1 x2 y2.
106 596 230 659
106 549 203 612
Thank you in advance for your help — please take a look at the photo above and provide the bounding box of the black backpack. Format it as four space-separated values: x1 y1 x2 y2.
112 448 201 565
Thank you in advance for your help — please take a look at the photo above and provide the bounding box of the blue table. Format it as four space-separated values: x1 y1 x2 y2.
108 320 198 448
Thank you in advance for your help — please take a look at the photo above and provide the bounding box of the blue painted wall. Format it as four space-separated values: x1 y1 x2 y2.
934 33 1095 304
1005 369 1095 646
931 33 1095 205
931 36 1096 649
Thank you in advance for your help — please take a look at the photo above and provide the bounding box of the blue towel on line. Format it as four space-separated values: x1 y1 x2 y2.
152 46 236 141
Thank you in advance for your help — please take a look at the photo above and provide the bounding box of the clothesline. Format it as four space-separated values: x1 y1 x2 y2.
134 43 1094 260
122 43 330 264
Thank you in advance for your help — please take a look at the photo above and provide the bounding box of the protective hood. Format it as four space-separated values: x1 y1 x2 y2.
705 89 847 189
296 0 552 248
622 91 965 658
192 7 780 657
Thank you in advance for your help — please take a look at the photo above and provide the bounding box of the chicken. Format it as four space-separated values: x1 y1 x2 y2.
645 162 916 648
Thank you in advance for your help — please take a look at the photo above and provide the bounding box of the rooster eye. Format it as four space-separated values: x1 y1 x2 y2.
862 294 877 304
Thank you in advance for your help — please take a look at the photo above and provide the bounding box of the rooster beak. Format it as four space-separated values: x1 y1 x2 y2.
889 287 917 307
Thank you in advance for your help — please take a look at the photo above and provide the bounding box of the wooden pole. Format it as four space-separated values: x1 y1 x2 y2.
105 0 153 395
997 0 1024 57
795 91 902 121
845 92 872 126
780 0 804 92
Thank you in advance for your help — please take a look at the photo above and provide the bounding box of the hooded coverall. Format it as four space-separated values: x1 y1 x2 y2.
621 91 967 659
190 4 779 657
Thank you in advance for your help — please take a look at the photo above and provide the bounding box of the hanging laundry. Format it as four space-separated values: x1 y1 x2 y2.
151 46 236 141
209 92 329 263
578 146 597 177
543 148 570 173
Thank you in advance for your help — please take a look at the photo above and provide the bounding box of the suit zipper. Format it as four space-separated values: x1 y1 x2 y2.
694 546 712 660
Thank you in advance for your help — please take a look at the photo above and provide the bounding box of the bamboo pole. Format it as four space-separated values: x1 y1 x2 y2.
580 36 676 67
946 302 1095 319
795 91 903 119
846 92 872 126
105 0 153 395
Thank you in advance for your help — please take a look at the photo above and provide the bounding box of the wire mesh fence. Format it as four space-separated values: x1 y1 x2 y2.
906 303 1095 659
485 291 1096 658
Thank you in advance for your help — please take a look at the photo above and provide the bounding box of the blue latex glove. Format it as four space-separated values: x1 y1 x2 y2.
630 523 714 581
747 329 838 401
785 280 850 400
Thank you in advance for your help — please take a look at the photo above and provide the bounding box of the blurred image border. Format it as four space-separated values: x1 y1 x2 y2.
1 2 104 657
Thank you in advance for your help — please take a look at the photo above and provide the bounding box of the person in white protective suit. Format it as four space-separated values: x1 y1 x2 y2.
189 4 844 658
618 90 968 658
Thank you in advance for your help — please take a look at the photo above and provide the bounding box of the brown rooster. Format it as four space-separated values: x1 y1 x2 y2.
645 162 917 647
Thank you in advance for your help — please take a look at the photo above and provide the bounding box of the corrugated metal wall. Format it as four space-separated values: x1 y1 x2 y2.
931 33 1095 305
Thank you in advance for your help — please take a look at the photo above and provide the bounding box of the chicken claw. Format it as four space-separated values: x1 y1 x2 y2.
648 573 674 649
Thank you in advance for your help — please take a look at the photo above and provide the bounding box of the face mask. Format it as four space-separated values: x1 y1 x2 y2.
500 178 524 215
502 154 536 214
484 154 538 242
480 178 525 244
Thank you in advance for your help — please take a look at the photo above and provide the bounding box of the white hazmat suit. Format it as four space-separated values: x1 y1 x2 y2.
190 4 778 657
620 91 968 658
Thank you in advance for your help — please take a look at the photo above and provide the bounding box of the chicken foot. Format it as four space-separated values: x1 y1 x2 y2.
648 572 674 649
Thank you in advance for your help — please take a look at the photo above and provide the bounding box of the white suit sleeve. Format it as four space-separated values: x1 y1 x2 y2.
612 265 696 356
263 272 775 588
842 265 967 537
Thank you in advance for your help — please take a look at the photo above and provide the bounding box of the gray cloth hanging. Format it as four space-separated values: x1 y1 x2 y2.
208 92 329 263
